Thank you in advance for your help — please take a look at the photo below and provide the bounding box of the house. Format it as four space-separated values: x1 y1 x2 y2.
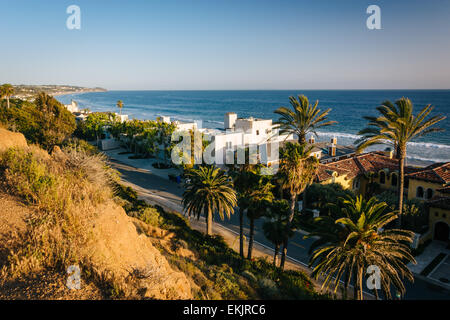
405 162 450 201
315 150 405 194
405 162 450 242
316 155 450 242
200 113 293 165
307 135 356 163
64 100 79 113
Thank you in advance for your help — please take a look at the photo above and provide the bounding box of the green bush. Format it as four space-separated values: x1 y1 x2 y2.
0 148 56 205
0 94 76 150
133 207 162 226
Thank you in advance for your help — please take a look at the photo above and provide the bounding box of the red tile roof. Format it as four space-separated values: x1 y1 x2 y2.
428 197 450 210
437 185 450 194
406 162 450 184
316 151 404 182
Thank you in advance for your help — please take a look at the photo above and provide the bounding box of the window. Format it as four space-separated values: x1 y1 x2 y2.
379 171 386 184
391 173 398 187
226 141 233 150
416 186 424 198
256 130 260 135
353 178 360 190
426 188 433 200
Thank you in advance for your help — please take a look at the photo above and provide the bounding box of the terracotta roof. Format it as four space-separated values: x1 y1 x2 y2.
314 151 429 182
428 197 450 210
406 162 450 184
437 185 450 194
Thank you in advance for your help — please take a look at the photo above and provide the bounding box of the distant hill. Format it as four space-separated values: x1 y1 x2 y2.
11 84 107 100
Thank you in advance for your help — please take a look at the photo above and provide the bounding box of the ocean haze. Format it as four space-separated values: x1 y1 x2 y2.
57 89 450 164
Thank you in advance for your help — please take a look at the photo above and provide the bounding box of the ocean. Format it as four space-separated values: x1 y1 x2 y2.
57 90 450 164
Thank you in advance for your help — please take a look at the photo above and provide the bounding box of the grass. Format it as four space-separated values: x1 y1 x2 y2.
115 183 328 300
0 145 120 295
0 139 325 300
420 253 447 277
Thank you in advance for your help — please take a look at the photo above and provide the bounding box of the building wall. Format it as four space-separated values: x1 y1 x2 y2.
407 179 444 201
371 170 399 191
428 206 450 241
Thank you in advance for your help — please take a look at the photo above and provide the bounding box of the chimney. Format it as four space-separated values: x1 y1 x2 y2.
385 149 394 159
328 144 336 157
224 112 237 130
331 137 337 145
308 135 315 144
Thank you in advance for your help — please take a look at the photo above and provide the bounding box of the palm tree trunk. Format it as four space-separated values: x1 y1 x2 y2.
273 244 279 265
239 207 244 258
397 150 406 228
247 217 255 259
6 97 10 109
280 194 296 270
358 267 364 300
206 207 213 235
298 133 306 145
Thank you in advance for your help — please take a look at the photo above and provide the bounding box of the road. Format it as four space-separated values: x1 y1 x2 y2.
109 159 450 300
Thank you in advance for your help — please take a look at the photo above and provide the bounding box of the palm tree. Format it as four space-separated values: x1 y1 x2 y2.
231 167 254 258
307 195 416 300
263 200 292 265
1 84 14 109
278 142 319 269
182 166 237 235
116 100 124 115
274 94 336 144
356 98 446 225
246 172 273 259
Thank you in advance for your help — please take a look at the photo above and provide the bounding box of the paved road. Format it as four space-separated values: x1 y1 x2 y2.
110 159 450 300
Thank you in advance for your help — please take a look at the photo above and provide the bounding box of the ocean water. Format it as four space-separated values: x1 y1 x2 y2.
57 90 450 164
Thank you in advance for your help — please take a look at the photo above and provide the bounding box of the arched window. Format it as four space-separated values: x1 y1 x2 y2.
353 178 360 190
379 171 386 184
426 188 433 200
391 173 398 187
416 186 424 198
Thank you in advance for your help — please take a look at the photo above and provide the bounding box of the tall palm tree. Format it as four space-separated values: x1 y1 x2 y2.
307 195 416 300
278 142 319 269
182 166 237 235
1 84 14 109
356 98 446 225
263 200 292 265
116 100 124 115
274 94 336 144
246 172 273 259
231 167 254 257
228 147 260 257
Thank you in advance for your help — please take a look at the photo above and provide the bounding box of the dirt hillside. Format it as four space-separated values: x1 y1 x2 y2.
0 128 192 299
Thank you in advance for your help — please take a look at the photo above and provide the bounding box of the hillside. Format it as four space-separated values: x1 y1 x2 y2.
11 85 106 100
0 128 192 299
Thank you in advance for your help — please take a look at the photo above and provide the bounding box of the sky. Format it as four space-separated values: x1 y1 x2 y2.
1 0 450 90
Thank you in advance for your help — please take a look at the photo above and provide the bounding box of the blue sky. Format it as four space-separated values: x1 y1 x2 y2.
1 0 450 90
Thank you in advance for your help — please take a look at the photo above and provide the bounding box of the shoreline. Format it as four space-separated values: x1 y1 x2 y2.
54 92 448 166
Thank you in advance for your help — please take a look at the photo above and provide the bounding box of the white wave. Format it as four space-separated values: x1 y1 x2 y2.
316 131 450 150
407 155 449 163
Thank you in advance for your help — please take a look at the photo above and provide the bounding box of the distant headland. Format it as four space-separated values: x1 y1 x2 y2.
11 84 107 100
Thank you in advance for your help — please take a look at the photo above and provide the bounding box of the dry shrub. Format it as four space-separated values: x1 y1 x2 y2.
0 146 117 283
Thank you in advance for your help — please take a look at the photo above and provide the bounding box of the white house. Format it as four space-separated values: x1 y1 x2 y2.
198 113 294 166
64 100 79 113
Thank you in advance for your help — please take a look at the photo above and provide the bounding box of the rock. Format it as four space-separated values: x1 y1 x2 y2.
0 128 27 153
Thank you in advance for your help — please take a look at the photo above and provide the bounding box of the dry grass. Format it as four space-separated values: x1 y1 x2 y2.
0 145 117 286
